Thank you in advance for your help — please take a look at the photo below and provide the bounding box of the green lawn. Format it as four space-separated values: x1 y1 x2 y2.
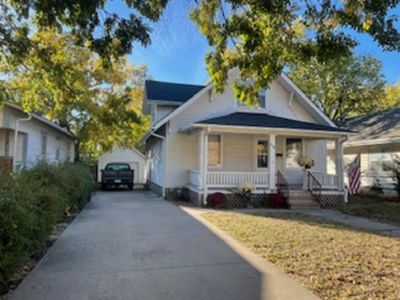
203 211 400 300
336 196 400 226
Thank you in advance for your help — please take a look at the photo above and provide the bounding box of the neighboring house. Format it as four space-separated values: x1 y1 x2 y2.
0 102 75 169
142 71 352 207
98 148 145 184
328 108 400 194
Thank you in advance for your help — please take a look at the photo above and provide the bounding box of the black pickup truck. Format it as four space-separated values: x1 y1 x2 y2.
101 163 134 190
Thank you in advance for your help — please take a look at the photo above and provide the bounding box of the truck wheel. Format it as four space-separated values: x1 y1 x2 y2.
101 183 107 191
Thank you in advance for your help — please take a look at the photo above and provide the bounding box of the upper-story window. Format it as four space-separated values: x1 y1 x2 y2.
237 89 268 110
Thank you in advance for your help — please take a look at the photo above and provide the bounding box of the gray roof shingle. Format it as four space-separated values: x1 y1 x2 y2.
196 112 351 133
145 80 205 103
341 107 400 143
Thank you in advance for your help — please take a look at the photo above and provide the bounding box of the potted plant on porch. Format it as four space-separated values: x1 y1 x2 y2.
235 183 255 208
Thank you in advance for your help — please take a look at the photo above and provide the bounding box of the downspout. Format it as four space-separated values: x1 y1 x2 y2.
13 113 32 171
144 129 166 198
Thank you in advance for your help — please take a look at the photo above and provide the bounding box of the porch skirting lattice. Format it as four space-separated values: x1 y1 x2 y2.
223 193 268 208
319 194 345 208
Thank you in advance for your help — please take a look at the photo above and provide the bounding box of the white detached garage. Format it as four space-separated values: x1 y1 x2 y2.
98 148 145 184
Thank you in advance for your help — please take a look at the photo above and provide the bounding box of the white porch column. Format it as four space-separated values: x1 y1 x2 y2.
198 129 204 189
268 134 276 191
335 138 344 191
201 128 209 205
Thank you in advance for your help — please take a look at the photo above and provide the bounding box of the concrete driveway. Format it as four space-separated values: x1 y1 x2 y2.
11 191 318 300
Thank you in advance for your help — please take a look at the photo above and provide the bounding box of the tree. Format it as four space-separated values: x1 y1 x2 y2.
0 29 149 161
0 0 168 62
384 82 400 109
288 55 386 122
190 0 400 102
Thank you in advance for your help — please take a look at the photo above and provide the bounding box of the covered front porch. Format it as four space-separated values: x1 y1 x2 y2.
182 118 348 205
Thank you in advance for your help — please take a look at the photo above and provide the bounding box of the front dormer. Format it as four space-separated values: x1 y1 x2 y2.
143 80 205 125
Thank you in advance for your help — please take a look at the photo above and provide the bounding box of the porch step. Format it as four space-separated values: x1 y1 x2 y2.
289 190 319 209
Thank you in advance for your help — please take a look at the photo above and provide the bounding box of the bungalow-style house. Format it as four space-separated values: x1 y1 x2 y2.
0 102 75 170
142 72 352 207
330 108 400 194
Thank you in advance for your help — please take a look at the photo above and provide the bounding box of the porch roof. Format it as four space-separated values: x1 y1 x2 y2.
195 112 352 134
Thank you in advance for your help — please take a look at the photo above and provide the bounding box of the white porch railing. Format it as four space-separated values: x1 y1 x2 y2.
189 170 269 189
311 172 338 189
207 171 269 188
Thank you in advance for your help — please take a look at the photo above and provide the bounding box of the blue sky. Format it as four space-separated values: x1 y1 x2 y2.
109 1 400 85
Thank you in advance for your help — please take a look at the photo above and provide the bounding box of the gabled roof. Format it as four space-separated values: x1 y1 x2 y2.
341 107 400 145
195 112 351 134
145 80 205 103
4 102 75 138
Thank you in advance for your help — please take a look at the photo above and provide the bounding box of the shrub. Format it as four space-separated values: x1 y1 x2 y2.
0 162 94 293
207 193 227 209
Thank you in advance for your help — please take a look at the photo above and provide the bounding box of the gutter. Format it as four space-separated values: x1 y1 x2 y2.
139 129 166 198
13 113 32 170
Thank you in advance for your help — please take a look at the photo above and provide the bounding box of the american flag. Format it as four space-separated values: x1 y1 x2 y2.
348 154 361 194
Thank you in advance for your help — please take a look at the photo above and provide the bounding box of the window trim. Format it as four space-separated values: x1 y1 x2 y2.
55 136 61 161
235 88 270 112
367 151 394 175
284 137 304 170
40 131 48 160
254 138 269 170
207 133 223 169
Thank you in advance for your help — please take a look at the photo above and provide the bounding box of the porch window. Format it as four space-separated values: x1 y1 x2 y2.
285 138 302 168
369 152 394 173
257 140 268 168
208 134 222 167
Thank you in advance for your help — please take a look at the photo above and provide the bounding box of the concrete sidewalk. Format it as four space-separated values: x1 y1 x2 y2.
299 209 400 238
10 191 319 300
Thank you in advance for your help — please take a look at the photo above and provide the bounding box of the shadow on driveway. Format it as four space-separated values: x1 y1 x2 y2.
11 191 267 300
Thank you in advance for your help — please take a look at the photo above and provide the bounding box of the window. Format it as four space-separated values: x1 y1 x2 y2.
41 132 47 160
208 134 222 167
257 89 266 108
55 137 61 161
285 138 303 168
236 88 268 109
256 140 268 168
105 163 131 171
369 152 394 172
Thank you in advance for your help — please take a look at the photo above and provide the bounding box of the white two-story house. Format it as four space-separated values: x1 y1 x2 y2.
142 72 352 207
